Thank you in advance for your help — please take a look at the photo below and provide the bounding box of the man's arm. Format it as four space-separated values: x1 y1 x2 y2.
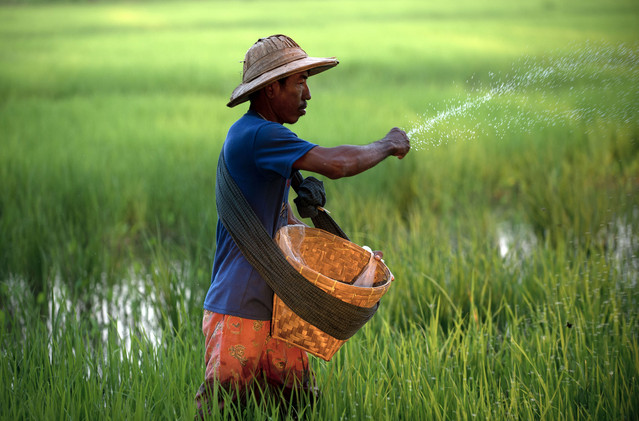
293 127 410 179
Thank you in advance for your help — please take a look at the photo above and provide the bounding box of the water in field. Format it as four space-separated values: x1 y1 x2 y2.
407 42 639 150
44 267 193 349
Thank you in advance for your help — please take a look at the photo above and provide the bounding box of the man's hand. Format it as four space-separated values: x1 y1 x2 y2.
363 248 395 282
383 127 410 159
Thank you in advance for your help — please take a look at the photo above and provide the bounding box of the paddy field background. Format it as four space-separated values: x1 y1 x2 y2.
1 0 638 419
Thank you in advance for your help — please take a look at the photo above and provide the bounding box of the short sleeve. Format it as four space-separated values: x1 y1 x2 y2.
253 123 316 178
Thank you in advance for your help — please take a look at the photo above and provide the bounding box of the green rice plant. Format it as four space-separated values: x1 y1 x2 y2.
1 236 638 419
1 0 638 419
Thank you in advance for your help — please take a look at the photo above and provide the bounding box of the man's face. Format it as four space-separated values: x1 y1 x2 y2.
270 71 311 125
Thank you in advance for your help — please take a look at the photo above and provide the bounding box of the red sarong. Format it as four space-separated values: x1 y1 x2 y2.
195 310 315 415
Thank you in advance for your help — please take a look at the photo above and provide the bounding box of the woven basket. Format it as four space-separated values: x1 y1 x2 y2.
272 225 392 361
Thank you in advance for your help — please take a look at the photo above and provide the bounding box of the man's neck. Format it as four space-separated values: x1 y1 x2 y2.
249 97 280 124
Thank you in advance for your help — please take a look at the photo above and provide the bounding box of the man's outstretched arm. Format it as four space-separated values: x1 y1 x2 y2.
293 127 410 179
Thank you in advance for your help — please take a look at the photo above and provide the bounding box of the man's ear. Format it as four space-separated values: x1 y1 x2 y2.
265 81 279 99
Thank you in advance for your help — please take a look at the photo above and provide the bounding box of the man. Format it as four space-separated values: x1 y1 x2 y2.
195 34 410 416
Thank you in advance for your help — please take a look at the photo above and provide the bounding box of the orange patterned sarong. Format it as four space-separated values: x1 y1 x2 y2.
195 310 315 415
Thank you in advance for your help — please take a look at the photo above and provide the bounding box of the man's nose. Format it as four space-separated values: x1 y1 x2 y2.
303 84 311 100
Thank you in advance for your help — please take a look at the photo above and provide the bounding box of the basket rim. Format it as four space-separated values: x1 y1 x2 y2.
277 225 392 294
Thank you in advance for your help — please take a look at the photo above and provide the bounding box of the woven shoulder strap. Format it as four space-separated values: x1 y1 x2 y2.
215 153 378 340
291 170 350 240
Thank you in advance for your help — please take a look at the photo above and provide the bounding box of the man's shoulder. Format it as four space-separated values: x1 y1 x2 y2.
232 111 294 135
227 110 310 157
232 111 264 129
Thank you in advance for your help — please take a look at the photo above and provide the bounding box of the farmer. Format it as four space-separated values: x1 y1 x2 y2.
195 34 410 416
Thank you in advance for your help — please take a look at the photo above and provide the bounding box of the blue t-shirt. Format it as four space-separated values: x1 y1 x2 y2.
203 110 317 320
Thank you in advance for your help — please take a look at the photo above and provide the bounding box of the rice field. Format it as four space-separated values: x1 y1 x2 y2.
1 0 638 419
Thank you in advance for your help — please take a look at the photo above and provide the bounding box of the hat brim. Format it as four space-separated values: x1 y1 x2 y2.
227 56 339 108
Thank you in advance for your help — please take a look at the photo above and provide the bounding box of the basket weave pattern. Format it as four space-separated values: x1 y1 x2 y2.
272 225 391 360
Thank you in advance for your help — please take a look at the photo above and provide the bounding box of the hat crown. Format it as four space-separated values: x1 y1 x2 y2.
242 35 308 83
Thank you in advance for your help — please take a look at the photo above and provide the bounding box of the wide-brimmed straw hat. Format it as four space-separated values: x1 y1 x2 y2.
227 35 339 108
